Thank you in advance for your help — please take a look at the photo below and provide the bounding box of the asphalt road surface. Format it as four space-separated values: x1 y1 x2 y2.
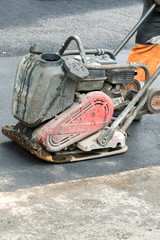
0 0 160 191
1 0 143 56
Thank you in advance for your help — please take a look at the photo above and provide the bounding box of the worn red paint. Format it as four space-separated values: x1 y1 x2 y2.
39 92 114 152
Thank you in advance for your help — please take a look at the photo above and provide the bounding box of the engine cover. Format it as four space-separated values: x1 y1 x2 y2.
39 91 114 152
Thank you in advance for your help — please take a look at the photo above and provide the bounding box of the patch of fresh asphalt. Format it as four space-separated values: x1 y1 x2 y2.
0 0 160 191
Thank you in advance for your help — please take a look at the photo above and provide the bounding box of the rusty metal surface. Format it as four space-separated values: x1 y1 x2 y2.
151 94 160 111
2 125 54 163
145 88 160 113
2 125 127 163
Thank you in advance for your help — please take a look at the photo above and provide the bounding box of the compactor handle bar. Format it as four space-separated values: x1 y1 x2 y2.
59 3 156 60
113 3 156 56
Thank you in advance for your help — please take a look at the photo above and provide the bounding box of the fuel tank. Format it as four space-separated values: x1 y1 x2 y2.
12 53 76 127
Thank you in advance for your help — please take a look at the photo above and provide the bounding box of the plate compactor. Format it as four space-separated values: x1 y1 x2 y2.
2 4 160 163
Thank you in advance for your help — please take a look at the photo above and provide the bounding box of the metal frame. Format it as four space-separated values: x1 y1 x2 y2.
57 3 159 148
